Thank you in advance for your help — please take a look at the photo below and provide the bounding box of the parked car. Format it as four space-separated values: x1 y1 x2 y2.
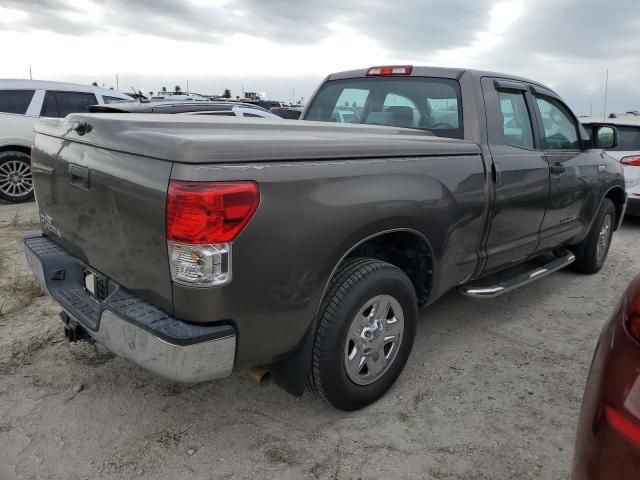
573 274 640 479
0 79 131 203
89 100 281 118
25 66 625 410
581 116 640 216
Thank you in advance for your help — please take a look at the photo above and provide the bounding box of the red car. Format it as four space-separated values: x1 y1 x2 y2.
573 275 640 478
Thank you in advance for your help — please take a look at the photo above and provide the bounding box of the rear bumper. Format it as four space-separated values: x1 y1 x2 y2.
24 234 236 382
626 196 640 216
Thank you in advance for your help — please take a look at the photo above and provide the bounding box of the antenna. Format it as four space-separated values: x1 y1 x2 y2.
603 69 609 120
131 86 141 102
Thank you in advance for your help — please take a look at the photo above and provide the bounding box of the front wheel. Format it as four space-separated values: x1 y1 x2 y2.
0 151 34 203
571 198 615 274
308 257 417 411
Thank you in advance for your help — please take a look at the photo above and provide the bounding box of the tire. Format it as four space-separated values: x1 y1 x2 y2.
571 198 615 274
0 151 34 203
308 257 417 411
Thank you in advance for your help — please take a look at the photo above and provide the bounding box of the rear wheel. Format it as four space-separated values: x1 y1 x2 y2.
571 198 615 274
308 257 417 411
0 151 33 203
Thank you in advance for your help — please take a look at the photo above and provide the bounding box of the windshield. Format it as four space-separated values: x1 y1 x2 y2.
304 77 463 139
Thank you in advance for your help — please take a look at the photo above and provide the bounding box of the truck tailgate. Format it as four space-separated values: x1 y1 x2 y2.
32 130 173 312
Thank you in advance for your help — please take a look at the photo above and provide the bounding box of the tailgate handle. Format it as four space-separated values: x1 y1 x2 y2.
68 164 90 189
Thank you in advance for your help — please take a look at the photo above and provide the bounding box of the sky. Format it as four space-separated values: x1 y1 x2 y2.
0 0 638 114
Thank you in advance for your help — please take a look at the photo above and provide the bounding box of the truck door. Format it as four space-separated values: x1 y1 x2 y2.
480 78 550 272
529 88 602 250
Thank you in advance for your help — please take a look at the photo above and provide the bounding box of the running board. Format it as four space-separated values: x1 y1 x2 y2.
459 250 576 298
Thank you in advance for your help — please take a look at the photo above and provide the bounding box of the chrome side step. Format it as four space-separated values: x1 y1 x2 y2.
459 250 575 298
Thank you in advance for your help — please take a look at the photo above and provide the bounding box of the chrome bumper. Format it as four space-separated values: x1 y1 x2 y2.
24 234 236 383
80 310 235 382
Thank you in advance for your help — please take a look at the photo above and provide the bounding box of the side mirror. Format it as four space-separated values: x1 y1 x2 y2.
593 125 618 149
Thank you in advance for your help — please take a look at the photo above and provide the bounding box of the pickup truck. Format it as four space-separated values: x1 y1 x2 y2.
25 66 626 411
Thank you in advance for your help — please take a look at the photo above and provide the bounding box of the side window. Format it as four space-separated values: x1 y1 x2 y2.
40 92 59 117
383 93 419 128
497 91 534 149
55 92 97 117
243 112 265 118
535 96 579 150
101 95 127 104
330 88 368 123
40 91 97 118
0 90 35 114
426 97 459 128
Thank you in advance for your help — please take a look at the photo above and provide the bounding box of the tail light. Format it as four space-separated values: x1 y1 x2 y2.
366 65 413 76
166 180 259 286
621 155 640 166
605 406 640 446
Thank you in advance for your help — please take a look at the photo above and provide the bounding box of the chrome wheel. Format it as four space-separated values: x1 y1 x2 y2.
596 214 612 262
0 158 33 199
344 294 404 386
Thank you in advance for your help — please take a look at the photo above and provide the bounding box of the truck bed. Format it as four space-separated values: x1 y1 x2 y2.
34 114 479 163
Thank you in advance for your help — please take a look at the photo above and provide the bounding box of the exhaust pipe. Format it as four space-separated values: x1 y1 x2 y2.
247 366 272 387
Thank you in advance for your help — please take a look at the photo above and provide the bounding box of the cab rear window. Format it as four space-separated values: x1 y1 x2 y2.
0 90 35 115
304 77 463 139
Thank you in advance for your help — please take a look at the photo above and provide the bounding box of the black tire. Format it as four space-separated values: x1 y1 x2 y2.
571 198 615 274
308 257 417 411
0 151 34 203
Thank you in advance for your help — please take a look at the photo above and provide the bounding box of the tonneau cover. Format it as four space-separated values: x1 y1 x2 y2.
34 113 480 164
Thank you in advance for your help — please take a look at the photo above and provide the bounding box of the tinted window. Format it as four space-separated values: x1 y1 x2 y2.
40 91 97 118
305 77 464 139
243 112 265 118
609 126 640 151
535 96 579 149
498 91 534 149
102 95 127 104
0 90 35 114
195 111 236 116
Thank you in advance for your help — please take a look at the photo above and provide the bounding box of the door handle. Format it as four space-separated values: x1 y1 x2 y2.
68 164 90 189
550 163 566 175
492 162 502 186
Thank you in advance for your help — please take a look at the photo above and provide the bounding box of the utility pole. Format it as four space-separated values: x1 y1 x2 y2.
187 80 189 93
29 65 32 80
603 69 609 120
589 102 593 117
116 73 119 91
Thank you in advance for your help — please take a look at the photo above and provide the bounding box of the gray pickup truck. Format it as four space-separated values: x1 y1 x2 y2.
25 66 625 410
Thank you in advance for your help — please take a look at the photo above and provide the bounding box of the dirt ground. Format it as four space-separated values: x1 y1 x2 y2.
1 201 639 480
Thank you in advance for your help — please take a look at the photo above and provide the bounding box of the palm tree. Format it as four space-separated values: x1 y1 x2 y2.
174 85 182 93
91 82 98 86
161 86 167 94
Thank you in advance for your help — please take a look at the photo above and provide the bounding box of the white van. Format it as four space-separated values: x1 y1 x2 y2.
0 80 131 202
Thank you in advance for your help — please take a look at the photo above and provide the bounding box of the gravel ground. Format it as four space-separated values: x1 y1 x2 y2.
1 201 639 480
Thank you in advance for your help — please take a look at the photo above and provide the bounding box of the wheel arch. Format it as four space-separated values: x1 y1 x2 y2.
603 185 626 230
269 227 436 397
0 144 31 157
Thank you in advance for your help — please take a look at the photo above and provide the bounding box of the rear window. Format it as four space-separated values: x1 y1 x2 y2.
102 95 127 104
610 125 640 151
304 77 463 139
0 90 35 114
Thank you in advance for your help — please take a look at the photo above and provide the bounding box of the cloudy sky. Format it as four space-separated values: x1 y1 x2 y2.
1 0 638 114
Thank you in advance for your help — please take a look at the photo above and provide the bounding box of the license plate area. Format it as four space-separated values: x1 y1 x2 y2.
83 269 109 301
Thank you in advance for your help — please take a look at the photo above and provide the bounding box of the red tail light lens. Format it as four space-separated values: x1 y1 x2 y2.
166 181 259 244
366 65 413 76
621 155 640 166
605 406 640 446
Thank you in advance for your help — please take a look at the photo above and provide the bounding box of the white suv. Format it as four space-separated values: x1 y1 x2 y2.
0 80 131 202
582 115 640 216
